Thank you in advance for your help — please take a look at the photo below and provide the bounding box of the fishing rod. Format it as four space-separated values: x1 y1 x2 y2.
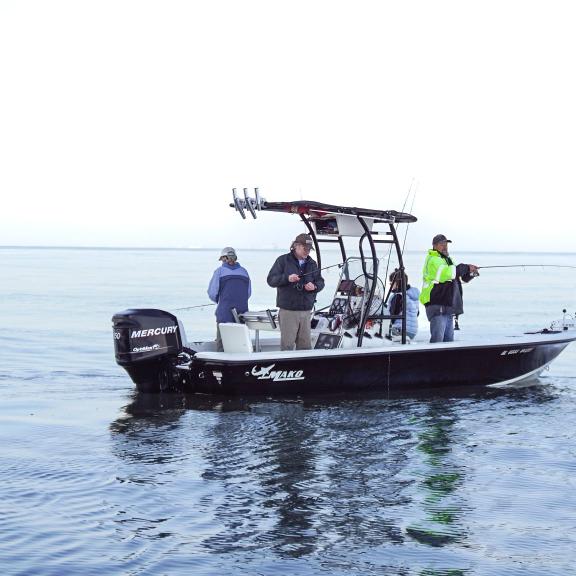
175 303 216 311
179 263 343 306
478 265 576 270
375 181 415 339
298 262 345 278
383 179 415 301
401 181 418 256
454 264 575 329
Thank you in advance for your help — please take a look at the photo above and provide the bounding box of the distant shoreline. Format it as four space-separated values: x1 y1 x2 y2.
1 245 575 255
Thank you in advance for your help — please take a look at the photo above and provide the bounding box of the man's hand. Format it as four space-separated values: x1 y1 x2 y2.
304 282 316 291
288 274 300 283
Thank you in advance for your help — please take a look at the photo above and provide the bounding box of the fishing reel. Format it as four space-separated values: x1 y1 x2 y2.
294 275 315 291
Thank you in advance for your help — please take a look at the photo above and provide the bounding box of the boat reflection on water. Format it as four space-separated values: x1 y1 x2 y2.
108 385 559 568
405 405 468 548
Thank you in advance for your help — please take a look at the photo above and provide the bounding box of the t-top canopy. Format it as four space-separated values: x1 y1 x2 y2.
230 198 417 224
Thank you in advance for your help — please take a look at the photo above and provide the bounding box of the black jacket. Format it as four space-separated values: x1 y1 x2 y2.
429 254 474 314
267 252 325 311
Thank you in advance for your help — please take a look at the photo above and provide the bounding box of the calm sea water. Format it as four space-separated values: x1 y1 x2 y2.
1 247 576 576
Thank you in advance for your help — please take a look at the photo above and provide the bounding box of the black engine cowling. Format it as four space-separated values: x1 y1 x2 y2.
112 309 185 392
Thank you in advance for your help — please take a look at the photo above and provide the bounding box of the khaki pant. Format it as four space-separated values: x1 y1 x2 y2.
279 309 312 351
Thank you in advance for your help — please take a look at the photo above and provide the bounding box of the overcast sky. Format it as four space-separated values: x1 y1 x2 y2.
1 0 575 253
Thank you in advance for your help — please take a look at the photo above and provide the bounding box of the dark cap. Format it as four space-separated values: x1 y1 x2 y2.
293 233 314 250
432 234 452 245
389 268 408 284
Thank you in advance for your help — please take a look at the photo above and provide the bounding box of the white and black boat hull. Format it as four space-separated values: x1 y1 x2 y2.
112 309 575 395
179 336 571 395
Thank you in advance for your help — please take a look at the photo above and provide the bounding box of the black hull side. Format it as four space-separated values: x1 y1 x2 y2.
185 338 572 396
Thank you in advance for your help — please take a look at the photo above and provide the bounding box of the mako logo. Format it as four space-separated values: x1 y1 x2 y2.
131 326 178 338
251 364 305 381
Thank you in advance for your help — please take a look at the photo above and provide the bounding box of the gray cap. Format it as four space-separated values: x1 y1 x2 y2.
432 234 452 245
219 246 237 259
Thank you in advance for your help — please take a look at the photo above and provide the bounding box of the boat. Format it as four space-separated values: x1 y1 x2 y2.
112 189 576 394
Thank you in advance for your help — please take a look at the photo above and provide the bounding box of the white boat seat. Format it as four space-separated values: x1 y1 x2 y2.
177 319 189 347
219 322 253 353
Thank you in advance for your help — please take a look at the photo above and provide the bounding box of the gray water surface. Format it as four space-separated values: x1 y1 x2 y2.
1 247 575 575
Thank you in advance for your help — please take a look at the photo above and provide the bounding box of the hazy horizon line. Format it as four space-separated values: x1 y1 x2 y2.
1 245 576 256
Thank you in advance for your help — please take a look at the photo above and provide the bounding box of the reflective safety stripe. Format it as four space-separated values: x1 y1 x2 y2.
435 265 446 282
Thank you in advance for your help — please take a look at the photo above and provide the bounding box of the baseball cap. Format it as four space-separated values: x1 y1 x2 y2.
293 233 314 250
432 234 452 245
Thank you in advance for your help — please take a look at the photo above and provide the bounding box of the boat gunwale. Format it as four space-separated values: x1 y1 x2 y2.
188 331 576 365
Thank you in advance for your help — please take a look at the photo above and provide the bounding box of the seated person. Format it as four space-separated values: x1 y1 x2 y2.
388 270 420 339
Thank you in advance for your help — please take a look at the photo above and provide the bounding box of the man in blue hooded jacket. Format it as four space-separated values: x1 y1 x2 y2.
208 247 251 351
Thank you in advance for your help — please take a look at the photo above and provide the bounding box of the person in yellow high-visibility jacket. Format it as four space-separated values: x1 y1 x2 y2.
420 234 479 343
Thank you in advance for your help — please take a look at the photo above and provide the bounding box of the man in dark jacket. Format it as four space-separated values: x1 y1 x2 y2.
267 233 325 350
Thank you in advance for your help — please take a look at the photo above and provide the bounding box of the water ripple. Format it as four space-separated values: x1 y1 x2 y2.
1 383 576 575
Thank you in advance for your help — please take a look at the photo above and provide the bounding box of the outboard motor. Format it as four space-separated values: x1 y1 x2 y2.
112 309 185 392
